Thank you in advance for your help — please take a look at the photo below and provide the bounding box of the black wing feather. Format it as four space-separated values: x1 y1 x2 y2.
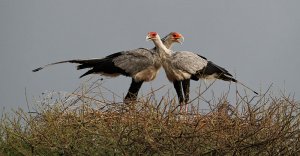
32 51 129 78
195 61 236 82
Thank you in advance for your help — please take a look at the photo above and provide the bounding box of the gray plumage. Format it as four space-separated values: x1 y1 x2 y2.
114 48 157 74
150 33 240 83
112 48 161 81
171 51 207 77
33 32 181 101
148 32 257 111
32 48 159 80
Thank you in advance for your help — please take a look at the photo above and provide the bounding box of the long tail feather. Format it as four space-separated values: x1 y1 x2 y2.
236 81 258 95
219 74 258 95
198 60 258 95
32 60 77 72
32 59 104 72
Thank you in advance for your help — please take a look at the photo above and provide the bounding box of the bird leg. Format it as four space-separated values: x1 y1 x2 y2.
124 79 144 103
182 79 190 112
173 80 185 113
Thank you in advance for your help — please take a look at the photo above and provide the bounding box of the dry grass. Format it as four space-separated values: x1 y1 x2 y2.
1 80 300 155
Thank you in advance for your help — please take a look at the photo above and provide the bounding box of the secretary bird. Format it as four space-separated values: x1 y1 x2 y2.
146 32 258 112
32 32 183 102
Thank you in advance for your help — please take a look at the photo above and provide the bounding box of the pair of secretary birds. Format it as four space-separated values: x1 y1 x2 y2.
33 32 257 112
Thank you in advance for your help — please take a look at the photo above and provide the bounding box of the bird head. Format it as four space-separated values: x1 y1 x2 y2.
159 32 184 49
169 32 184 44
146 32 159 41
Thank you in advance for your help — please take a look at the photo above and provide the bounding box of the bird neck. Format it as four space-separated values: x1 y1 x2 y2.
153 38 172 56
162 39 174 49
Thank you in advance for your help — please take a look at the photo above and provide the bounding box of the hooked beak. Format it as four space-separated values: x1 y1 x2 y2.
146 35 152 41
175 36 184 45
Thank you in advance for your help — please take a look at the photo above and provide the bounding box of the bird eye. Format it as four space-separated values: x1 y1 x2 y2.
148 32 155 36
151 32 157 37
173 33 179 38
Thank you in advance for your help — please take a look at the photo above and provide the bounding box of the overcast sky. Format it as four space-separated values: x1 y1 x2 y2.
1 0 300 112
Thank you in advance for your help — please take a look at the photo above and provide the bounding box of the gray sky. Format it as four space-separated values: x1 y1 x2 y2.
1 0 300 112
